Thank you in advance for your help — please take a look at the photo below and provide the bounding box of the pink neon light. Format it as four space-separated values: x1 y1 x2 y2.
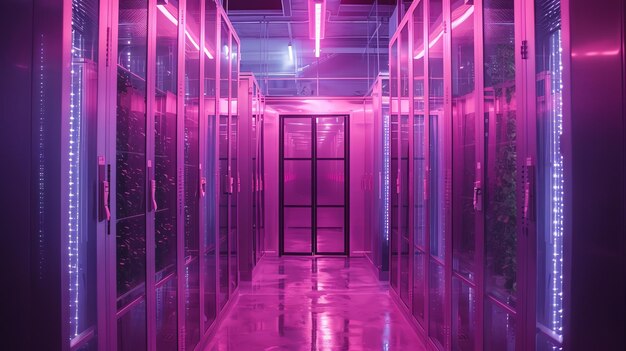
157 5 214 60
414 5 474 59
315 3 322 58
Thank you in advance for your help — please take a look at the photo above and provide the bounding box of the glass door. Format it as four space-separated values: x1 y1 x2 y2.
280 115 349 255
315 116 348 254
153 1 179 350
281 117 314 254
229 35 239 293
399 25 411 307
483 0 521 349
217 19 230 310
202 0 218 332
412 0 427 326
114 1 149 349
390 38 400 292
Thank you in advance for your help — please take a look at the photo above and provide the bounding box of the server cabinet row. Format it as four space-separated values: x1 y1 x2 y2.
55 0 242 350
386 0 567 350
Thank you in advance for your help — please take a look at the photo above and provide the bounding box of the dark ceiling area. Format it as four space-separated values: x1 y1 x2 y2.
226 0 394 96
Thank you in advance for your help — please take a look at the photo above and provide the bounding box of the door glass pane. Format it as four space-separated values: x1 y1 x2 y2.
155 277 177 351
316 116 345 158
484 300 516 351
203 0 217 330
68 0 98 344
429 0 445 262
229 114 238 292
399 24 411 306
390 38 399 290
429 259 446 349
116 1 148 349
184 0 201 347
452 277 477 351
451 0 477 279
117 299 147 350
413 0 426 250
154 1 178 349
412 249 426 323
535 0 565 342
484 0 518 307
284 207 312 253
284 118 312 158
316 160 345 206
316 207 345 253
284 160 312 206
218 19 230 310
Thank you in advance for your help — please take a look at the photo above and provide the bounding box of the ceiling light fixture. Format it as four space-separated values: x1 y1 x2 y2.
309 0 326 58
288 43 294 62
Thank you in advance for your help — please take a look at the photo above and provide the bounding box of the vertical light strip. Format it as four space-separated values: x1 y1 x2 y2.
69 26 82 339
288 43 294 62
383 104 390 242
550 29 564 346
314 3 322 58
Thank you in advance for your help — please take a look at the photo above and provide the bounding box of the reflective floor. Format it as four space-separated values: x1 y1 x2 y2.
204 256 426 351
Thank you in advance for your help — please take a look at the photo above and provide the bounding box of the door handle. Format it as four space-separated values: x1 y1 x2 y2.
98 156 110 222
101 180 111 221
150 179 158 212
200 177 207 197
473 180 482 212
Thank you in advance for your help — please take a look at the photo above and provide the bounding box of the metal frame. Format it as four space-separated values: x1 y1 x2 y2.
279 114 351 256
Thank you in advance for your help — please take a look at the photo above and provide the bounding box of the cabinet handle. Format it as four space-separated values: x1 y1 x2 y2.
200 177 207 197
473 180 482 212
151 179 158 212
102 180 111 221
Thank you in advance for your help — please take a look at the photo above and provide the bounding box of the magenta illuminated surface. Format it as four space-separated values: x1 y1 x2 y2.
204 257 426 350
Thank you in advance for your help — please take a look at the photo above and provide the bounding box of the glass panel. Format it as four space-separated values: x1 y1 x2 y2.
155 277 177 351
117 300 147 351
203 0 217 252
203 250 217 330
154 0 178 274
535 0 565 342
229 114 238 292
68 0 98 343
536 331 563 351
316 207 345 253
116 11 147 350
412 249 426 324
284 160 312 206
429 259 446 349
484 0 518 307
184 0 201 348
390 39 399 290
451 0 477 279
452 277 477 351
429 0 446 264
284 207 312 253
413 0 426 250
316 160 345 206
284 117 312 158
316 116 345 158
185 260 200 349
484 300 516 351
218 18 230 311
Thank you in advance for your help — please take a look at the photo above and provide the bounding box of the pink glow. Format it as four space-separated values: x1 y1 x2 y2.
414 5 474 59
315 3 322 58
157 5 214 60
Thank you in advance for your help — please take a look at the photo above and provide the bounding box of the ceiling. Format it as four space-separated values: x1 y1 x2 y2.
225 0 396 96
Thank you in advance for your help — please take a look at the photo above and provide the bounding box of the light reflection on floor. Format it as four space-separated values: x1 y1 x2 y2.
204 256 426 351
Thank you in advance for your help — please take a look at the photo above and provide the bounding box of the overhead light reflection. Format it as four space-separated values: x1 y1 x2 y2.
414 5 474 59
157 4 214 59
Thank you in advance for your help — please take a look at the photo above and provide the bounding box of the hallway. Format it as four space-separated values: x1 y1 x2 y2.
204 257 425 351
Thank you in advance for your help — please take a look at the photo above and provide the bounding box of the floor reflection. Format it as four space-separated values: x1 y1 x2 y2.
204 257 426 350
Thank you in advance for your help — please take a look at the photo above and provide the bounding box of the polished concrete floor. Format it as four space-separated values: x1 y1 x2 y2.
204 256 426 351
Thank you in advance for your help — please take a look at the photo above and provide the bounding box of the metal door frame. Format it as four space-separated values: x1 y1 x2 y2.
279 114 350 256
